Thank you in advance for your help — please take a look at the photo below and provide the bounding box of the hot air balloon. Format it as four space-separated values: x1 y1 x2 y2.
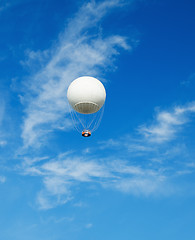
67 76 106 137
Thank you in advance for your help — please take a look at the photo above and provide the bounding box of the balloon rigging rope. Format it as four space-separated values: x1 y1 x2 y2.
69 104 83 132
90 104 105 132
83 104 105 131
68 102 105 133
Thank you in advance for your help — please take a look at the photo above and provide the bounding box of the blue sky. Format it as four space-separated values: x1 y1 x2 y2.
0 0 195 239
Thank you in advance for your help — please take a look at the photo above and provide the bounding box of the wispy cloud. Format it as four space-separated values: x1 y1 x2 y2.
20 152 168 209
98 102 195 179
99 102 195 161
139 102 195 143
21 0 135 148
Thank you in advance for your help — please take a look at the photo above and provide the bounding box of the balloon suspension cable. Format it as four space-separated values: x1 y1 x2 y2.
68 103 105 135
69 105 94 133
69 104 84 133
90 104 105 132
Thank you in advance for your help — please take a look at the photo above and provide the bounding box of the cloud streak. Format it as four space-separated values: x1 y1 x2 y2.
21 152 168 209
139 102 195 143
99 102 195 162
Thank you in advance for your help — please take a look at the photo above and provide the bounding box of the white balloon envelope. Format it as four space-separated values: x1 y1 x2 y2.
67 76 106 137
67 76 106 114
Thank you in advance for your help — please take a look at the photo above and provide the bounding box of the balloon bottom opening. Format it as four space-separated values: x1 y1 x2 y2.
74 102 99 114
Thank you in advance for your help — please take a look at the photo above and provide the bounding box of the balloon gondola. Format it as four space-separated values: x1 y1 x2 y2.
67 76 106 137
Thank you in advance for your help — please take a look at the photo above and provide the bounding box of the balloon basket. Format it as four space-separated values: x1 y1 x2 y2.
82 130 91 137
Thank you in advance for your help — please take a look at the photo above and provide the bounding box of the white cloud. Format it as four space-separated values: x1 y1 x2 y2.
99 102 195 152
42 158 111 181
21 152 168 209
21 0 134 148
37 179 72 210
97 103 195 169
97 102 195 174
139 102 195 143
111 176 165 196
